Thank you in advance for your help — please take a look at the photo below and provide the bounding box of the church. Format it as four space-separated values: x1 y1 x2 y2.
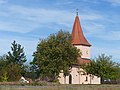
58 12 101 84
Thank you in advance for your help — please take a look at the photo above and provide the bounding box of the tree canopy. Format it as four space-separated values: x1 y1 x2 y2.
85 54 120 81
31 30 80 81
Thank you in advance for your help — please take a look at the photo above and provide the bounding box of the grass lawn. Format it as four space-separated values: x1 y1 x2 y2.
0 85 120 90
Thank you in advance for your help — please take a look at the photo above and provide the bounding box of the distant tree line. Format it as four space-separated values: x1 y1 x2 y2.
0 30 120 83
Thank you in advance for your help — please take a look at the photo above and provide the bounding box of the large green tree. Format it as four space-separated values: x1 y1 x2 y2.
85 54 120 81
32 30 80 81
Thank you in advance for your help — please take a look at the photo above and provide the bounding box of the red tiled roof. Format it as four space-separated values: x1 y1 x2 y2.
72 15 91 46
77 57 91 65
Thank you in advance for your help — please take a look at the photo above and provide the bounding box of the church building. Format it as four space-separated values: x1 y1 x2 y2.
58 12 101 84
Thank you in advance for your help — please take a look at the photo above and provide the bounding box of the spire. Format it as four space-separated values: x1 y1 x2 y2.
72 12 91 46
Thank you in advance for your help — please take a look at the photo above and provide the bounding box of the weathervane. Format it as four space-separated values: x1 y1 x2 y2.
76 8 78 16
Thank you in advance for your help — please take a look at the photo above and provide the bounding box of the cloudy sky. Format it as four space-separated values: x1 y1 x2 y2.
0 0 120 63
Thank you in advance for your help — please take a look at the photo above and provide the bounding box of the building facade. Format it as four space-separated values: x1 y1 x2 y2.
58 13 101 84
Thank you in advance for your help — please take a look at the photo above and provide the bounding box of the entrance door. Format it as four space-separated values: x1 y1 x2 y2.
69 74 72 84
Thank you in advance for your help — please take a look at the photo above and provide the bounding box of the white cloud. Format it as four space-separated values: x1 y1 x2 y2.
0 1 119 41
96 31 120 41
83 22 105 35
55 1 73 5
91 46 120 62
0 0 120 63
105 0 120 6
81 0 100 4
8 5 74 23
0 0 6 4
0 4 104 33
79 10 120 41
0 5 75 33
81 14 103 21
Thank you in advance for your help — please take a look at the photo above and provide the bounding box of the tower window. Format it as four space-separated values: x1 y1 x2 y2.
85 76 88 81
86 51 88 54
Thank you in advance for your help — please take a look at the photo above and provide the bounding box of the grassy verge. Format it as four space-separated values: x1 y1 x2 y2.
0 85 120 90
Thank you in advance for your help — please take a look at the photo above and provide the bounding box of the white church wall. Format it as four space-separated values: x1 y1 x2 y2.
70 67 79 84
91 75 101 84
58 67 101 84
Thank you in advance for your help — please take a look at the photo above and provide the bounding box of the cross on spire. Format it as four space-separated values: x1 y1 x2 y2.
76 9 78 16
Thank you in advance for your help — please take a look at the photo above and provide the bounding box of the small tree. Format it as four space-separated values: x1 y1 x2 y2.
85 54 120 81
6 41 27 81
7 40 26 67
32 30 80 81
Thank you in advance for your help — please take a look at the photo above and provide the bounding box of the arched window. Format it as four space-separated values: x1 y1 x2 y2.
85 76 88 81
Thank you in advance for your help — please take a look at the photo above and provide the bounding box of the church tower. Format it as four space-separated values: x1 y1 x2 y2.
72 12 91 64
58 11 101 84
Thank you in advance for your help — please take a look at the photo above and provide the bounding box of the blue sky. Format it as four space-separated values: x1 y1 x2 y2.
0 0 120 63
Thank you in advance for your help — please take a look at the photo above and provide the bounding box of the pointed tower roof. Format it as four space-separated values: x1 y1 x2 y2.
72 13 91 46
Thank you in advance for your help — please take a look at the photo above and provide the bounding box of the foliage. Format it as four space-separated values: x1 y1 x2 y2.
85 54 120 80
7 40 26 67
31 30 80 81
0 41 27 81
0 55 8 69
6 63 22 81
23 65 38 80
0 55 8 81
0 71 8 82
0 55 22 81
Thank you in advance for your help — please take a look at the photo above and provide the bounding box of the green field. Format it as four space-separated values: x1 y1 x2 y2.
0 85 120 90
